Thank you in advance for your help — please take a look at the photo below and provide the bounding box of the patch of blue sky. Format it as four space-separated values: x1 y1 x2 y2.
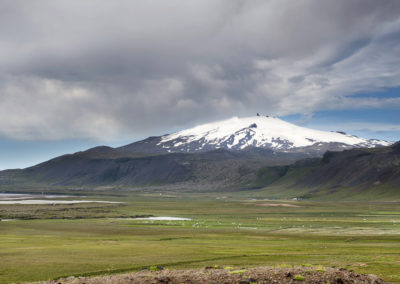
0 135 151 170
0 138 103 170
350 86 400 99
283 109 399 142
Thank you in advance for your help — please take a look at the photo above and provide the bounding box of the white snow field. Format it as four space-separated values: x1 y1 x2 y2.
159 116 390 151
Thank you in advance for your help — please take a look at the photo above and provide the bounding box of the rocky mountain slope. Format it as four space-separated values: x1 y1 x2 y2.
0 147 307 190
1 142 399 200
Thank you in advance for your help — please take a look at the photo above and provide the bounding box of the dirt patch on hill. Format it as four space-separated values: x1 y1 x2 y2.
255 203 301 207
36 266 387 284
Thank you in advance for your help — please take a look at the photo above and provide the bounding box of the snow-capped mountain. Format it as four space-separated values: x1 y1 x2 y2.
120 116 391 154
2 118 397 195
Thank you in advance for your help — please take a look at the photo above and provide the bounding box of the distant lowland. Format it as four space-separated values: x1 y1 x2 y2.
1 116 399 200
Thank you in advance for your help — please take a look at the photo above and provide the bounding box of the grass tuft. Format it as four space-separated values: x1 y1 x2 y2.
150 266 163 271
229 269 248 274
294 275 305 281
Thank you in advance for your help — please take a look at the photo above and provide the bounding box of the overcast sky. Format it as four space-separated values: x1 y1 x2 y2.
1 0 400 169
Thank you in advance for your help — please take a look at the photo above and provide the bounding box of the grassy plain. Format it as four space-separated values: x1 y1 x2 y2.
0 192 399 283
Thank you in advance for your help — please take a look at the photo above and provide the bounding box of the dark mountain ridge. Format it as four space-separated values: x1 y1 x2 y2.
0 142 399 200
0 146 308 190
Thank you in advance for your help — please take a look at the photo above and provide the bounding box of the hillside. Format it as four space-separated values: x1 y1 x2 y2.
0 147 307 190
0 142 399 200
252 141 400 200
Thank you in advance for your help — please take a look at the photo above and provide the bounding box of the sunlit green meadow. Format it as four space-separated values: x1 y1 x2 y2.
0 192 399 283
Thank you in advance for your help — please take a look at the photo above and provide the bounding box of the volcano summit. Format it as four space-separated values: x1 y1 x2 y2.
120 116 391 154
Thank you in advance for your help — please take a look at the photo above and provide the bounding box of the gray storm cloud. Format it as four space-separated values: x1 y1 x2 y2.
0 0 400 140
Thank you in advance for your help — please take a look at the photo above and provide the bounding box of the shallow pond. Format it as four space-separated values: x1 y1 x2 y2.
0 193 121 204
117 216 192 221
0 200 121 205
0 193 70 200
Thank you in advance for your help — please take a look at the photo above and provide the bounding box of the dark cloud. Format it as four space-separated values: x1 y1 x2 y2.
0 0 400 140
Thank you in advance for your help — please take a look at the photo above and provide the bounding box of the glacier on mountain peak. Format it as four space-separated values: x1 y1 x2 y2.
156 116 391 153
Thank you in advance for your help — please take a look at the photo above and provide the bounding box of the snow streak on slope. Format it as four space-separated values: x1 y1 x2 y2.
158 116 391 152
